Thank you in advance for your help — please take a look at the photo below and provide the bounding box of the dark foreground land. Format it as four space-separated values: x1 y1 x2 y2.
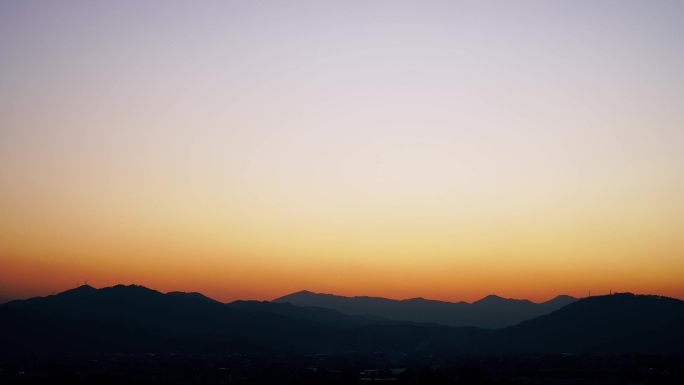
1 351 683 385
3 286 684 383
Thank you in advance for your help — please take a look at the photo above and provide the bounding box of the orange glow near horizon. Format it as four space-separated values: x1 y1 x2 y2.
1 2 683 305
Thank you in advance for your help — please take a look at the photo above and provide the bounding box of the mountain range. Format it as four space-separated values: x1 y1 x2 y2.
1 284 683 355
273 290 577 328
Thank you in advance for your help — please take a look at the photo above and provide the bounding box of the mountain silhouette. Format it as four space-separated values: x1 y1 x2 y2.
226 300 388 328
273 290 577 328
488 292 684 353
1 285 682 355
1 284 348 354
166 290 221 303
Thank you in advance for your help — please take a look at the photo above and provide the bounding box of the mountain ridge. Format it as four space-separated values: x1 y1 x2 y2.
273 290 577 328
1 284 683 355
274 290 575 305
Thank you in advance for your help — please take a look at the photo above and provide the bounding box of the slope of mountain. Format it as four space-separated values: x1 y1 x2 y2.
166 291 221 303
273 291 577 328
489 293 684 353
538 294 577 312
226 300 388 328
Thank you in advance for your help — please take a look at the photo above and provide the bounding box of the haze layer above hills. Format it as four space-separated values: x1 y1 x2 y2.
1 284 683 355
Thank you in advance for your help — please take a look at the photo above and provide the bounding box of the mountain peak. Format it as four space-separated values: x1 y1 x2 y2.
546 294 577 302
472 295 536 307
473 294 505 304
58 284 97 297
294 290 316 295
273 290 328 302
107 284 160 294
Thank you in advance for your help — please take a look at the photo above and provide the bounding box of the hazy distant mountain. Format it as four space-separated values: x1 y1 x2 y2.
273 291 577 328
1 285 682 355
226 300 388 328
326 293 684 354
537 294 577 312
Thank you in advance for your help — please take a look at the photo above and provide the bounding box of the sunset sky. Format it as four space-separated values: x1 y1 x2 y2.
1 1 683 304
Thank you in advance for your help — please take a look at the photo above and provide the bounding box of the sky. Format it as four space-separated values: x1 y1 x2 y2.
1 1 683 304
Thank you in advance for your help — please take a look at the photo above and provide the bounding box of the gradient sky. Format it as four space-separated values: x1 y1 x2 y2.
1 1 683 304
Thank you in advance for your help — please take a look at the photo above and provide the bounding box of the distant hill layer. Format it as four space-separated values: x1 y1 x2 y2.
273 291 577 328
1 285 682 355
